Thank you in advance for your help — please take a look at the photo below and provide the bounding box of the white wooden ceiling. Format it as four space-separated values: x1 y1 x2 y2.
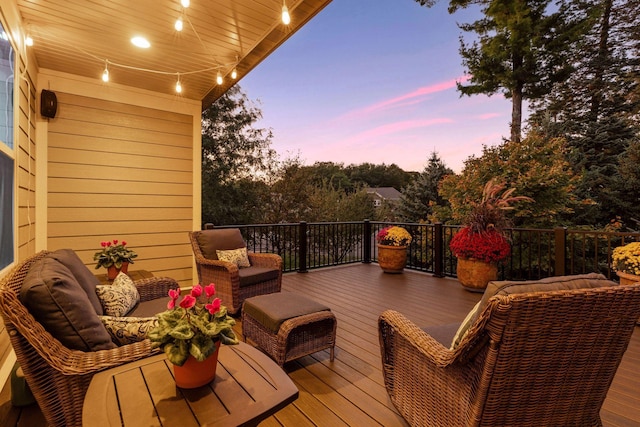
17 0 331 108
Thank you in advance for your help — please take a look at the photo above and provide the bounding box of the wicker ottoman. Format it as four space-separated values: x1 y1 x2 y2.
242 293 337 366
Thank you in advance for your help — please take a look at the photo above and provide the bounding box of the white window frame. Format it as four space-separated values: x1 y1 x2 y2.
0 19 16 275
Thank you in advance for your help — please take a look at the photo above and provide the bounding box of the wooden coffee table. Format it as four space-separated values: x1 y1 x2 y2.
82 342 298 426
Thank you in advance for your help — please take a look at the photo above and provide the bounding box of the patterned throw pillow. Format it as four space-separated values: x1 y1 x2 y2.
216 247 251 268
95 272 140 316
99 315 158 346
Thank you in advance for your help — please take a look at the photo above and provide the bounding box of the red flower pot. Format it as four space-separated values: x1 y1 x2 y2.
106 262 129 280
172 341 221 389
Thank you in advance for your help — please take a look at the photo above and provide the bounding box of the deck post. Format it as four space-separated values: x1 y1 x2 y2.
363 219 372 264
554 227 567 276
433 223 445 277
298 221 308 273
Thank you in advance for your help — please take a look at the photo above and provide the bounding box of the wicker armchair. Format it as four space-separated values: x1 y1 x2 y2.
0 251 180 427
189 228 283 315
379 283 640 427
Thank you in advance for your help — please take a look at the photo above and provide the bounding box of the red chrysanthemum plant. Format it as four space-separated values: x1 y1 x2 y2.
149 283 238 366
449 179 533 264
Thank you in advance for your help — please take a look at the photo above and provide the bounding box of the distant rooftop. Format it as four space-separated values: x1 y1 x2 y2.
365 187 402 201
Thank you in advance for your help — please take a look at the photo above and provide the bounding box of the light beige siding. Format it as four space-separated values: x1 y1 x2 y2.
16 55 37 260
46 92 194 285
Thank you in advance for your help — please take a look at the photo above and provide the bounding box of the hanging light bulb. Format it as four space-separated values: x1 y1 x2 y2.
102 61 109 82
216 71 223 85
181 0 190 7
176 75 182 93
175 16 183 31
281 3 291 25
231 55 238 79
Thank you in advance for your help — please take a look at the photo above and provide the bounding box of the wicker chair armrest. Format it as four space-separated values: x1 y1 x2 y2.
379 310 455 367
50 339 160 375
3 294 159 376
378 310 484 426
248 253 283 270
134 276 180 302
196 257 239 273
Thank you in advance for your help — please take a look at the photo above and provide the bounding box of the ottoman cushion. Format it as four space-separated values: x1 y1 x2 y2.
244 293 330 333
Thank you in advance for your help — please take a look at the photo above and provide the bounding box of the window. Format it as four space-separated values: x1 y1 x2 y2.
0 22 14 271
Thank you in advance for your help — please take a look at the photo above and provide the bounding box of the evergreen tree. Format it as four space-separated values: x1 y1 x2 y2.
416 0 587 143
530 0 640 227
399 152 453 222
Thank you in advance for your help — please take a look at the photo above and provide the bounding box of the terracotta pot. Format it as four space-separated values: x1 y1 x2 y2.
456 257 498 292
106 262 129 280
377 244 408 274
616 271 640 286
616 272 640 324
173 341 221 389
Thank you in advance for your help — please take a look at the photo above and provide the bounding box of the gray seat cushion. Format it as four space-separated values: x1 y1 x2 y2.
20 257 116 351
128 297 170 318
423 323 460 347
238 266 280 288
243 293 331 333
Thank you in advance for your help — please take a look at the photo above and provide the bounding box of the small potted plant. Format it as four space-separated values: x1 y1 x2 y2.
148 283 239 388
612 242 640 285
376 226 413 273
449 179 532 291
93 239 138 279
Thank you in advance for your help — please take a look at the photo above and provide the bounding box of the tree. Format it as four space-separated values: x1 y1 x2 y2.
399 151 453 222
416 0 587 142
529 0 640 227
346 163 413 189
436 131 579 228
201 85 277 225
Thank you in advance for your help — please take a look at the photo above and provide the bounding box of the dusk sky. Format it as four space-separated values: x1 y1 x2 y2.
241 0 517 173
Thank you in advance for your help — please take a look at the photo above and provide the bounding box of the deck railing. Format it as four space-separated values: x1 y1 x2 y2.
207 221 640 281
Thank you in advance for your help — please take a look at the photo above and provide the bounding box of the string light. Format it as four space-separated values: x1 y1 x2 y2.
281 2 291 25
175 16 183 31
102 61 109 82
231 55 238 79
25 4 263 90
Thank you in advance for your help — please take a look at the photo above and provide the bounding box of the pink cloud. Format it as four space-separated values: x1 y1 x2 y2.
476 113 501 120
346 118 453 145
339 75 471 121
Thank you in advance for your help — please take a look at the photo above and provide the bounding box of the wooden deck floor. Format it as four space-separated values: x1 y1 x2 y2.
1 264 639 426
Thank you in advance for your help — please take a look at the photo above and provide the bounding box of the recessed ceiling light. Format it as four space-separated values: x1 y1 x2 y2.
131 36 150 48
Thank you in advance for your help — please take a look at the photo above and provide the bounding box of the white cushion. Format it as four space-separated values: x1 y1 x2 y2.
96 272 140 316
99 315 158 346
216 247 251 268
